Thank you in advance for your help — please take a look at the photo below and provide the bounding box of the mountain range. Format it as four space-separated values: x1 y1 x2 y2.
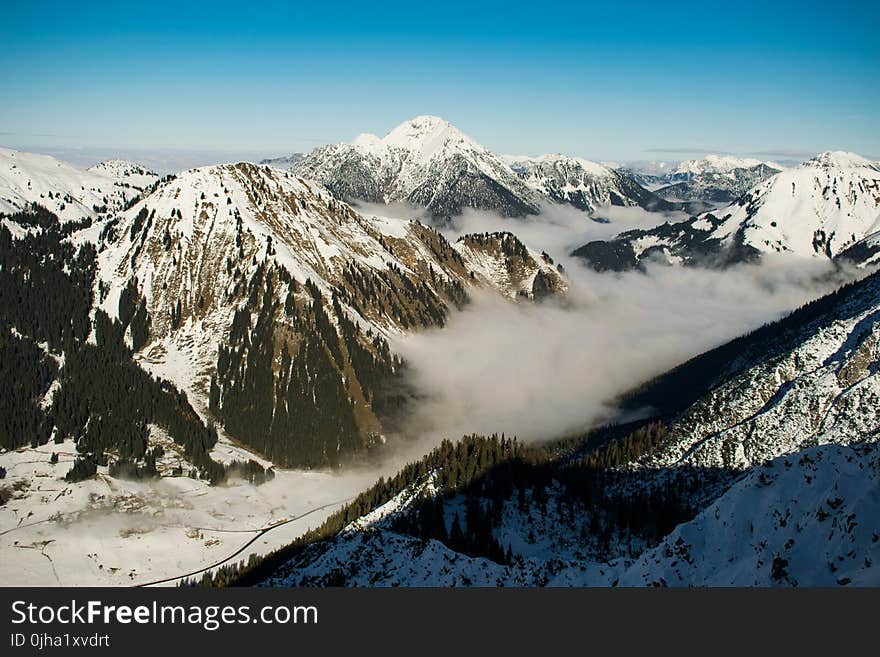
216 262 880 587
270 122 796 220
2 121 880 588
3 150 564 471
652 155 783 206
574 151 880 270
274 116 682 220
504 153 680 214
0 147 159 224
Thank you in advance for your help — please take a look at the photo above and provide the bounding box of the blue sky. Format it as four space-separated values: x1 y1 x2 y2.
2 0 878 163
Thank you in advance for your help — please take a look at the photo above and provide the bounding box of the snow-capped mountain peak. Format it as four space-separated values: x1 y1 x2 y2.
706 150 880 258
507 152 676 214
672 154 778 177
805 150 879 171
96 160 563 465
350 115 491 172
88 158 158 175
287 117 682 219
87 158 156 176
0 147 156 224
639 155 785 207
88 159 159 191
349 131 385 152
574 149 880 269
507 153 613 178
382 115 480 158
292 116 541 218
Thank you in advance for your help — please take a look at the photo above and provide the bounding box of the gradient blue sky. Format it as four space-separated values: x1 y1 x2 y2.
2 0 878 163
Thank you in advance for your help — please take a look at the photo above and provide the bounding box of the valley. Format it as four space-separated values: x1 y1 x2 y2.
2 116 879 588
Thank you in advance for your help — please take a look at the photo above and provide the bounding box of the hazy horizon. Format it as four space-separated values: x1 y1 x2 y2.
0 135 870 177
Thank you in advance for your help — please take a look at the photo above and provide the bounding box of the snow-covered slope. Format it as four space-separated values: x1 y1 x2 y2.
0 436 375 586
250 269 880 587
573 152 880 270
708 152 880 258
0 148 151 223
98 160 562 346
96 161 564 464
838 229 880 268
87 159 159 192
258 441 880 587
292 116 541 219
504 154 677 214
654 154 783 206
288 117 676 220
618 442 880 586
631 271 880 470
0 157 564 584
617 161 678 188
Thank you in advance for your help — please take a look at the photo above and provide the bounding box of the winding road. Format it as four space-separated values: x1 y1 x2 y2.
134 497 353 587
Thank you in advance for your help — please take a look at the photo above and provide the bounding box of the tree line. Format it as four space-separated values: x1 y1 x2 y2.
0 206 270 486
191 421 722 586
